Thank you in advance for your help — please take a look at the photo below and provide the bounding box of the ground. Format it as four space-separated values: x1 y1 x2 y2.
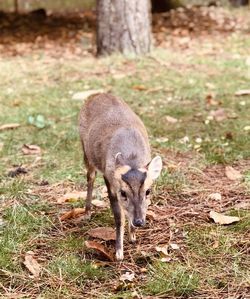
0 7 250 299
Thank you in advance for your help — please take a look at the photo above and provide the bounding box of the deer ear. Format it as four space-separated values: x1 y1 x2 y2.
115 152 125 167
147 156 162 180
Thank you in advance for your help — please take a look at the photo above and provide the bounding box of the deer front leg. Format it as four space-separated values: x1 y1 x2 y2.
104 177 125 261
112 199 125 261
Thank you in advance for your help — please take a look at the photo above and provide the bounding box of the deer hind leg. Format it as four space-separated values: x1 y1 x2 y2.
85 165 96 218
82 143 96 218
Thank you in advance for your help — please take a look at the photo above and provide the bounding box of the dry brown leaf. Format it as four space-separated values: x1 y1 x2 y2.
72 89 104 101
119 271 135 282
146 210 157 220
132 85 148 91
155 244 169 256
92 199 109 208
169 243 180 250
209 108 227 122
57 191 87 204
60 208 86 221
85 240 115 261
21 144 41 155
208 192 222 201
160 256 172 262
235 89 250 96
209 211 240 225
87 227 116 241
225 166 242 181
166 115 178 124
0 123 20 131
212 240 219 249
23 251 41 277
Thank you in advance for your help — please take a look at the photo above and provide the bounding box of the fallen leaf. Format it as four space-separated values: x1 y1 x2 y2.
243 125 250 131
225 166 242 181
206 93 219 106
8 166 28 177
208 192 222 201
179 136 189 143
205 82 216 89
87 227 116 241
23 251 41 277
132 85 147 91
209 211 240 225
0 123 20 131
57 191 87 204
60 208 86 221
169 243 180 250
119 271 135 282
72 89 104 101
92 199 109 208
155 137 169 143
160 256 172 262
21 144 41 155
146 210 157 220
209 108 227 122
212 239 219 249
155 244 168 256
235 89 250 96
145 86 163 94
85 240 115 261
139 267 148 273
166 115 178 124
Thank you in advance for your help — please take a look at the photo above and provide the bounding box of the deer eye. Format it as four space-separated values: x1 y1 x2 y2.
120 190 127 199
146 189 151 196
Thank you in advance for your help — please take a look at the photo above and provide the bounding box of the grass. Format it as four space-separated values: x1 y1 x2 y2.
0 18 250 298
145 262 200 296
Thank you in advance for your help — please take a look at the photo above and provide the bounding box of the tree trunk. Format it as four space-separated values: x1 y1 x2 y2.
96 0 152 56
14 0 19 13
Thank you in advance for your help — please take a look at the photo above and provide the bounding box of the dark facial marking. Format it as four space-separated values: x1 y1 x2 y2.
121 169 146 193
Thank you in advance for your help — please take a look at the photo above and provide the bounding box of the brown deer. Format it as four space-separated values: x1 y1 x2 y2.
79 93 162 260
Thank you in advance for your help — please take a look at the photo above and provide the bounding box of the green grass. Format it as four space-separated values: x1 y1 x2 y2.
48 254 107 283
145 262 200 296
0 201 50 271
0 26 250 298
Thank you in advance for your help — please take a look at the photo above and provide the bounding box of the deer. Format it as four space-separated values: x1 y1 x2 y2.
79 93 162 261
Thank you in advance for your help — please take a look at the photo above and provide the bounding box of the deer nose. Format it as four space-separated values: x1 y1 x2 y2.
133 219 145 227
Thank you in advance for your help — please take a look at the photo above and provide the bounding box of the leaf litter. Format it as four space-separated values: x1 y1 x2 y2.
225 166 242 181
85 241 115 262
0 123 20 131
87 227 116 241
21 144 41 155
23 251 41 278
60 208 86 221
209 211 240 225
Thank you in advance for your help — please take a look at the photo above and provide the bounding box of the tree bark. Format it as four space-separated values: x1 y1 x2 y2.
96 0 152 56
